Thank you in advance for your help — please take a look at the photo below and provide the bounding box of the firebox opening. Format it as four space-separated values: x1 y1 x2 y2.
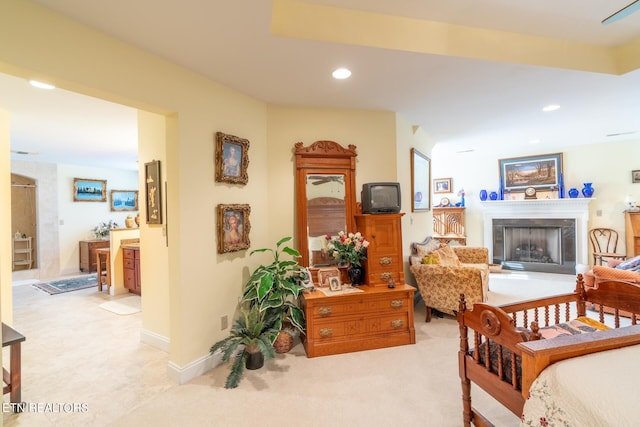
492 218 576 274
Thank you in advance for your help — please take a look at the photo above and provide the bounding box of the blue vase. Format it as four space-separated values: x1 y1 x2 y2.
581 183 594 198
489 191 498 201
568 188 579 198
479 189 488 201
559 173 565 199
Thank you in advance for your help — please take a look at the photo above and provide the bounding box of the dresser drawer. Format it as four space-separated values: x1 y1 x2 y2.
123 258 135 269
123 248 136 260
309 292 410 319
309 311 410 340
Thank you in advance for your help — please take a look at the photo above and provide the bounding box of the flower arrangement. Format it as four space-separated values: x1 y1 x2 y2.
92 220 118 239
324 231 369 267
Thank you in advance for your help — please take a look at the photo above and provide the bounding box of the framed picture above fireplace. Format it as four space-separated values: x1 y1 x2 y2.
499 152 563 193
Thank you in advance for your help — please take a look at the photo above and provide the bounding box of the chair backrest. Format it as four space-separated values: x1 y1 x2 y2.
589 228 619 254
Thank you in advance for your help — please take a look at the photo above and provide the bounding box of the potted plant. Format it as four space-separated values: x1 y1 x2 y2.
210 303 279 389
241 236 307 352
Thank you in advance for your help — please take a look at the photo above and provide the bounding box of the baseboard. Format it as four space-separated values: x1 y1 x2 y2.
140 328 170 353
167 352 223 385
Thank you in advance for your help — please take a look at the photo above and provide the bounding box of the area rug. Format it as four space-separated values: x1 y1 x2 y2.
99 296 141 315
32 273 98 295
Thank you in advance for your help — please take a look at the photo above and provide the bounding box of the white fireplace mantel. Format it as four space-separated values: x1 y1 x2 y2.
481 198 593 267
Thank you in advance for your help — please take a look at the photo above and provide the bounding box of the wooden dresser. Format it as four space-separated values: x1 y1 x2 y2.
123 246 141 295
79 239 110 272
300 284 415 357
354 213 405 287
625 211 640 258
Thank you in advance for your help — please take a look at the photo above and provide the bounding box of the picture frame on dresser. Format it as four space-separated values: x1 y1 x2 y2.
317 267 340 288
73 178 106 202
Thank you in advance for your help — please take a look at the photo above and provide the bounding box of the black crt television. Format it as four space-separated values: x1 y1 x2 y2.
361 182 401 214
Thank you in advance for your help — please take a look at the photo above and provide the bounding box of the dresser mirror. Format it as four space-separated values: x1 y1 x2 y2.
295 141 357 267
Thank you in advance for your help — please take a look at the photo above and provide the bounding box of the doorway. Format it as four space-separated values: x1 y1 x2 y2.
11 173 37 271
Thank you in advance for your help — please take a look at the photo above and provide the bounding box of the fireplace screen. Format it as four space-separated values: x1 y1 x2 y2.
493 218 576 274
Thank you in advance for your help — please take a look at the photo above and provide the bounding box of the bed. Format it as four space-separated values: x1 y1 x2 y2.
457 273 640 426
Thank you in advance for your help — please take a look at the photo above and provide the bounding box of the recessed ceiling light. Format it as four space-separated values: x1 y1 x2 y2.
332 68 352 80
542 104 560 112
29 80 55 90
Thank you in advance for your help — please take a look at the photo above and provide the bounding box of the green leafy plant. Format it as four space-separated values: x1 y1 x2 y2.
241 236 306 335
210 304 279 389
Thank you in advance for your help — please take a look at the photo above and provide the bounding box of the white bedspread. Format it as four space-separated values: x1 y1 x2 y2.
520 344 640 426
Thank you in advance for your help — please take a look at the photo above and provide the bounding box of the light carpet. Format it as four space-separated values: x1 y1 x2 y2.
99 296 141 315
113 271 577 427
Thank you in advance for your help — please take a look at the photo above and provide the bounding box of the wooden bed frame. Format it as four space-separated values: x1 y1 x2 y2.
458 273 640 427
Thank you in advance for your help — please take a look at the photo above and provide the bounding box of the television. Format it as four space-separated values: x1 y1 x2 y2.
361 182 401 214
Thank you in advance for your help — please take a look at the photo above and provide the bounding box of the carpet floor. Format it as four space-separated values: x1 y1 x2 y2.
4 270 577 427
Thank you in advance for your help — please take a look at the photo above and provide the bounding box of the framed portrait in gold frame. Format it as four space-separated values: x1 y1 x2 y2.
217 204 251 253
215 132 249 185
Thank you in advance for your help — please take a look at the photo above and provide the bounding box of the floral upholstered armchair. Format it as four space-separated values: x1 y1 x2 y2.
409 237 489 322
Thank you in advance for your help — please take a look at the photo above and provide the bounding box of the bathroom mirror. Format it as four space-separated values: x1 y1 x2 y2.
295 141 357 267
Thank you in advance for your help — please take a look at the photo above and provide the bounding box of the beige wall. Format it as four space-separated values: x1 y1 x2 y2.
1 109 12 325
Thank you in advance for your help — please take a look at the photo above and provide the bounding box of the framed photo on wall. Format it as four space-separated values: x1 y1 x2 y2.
411 148 431 212
499 152 563 192
633 170 640 183
215 132 250 185
217 204 251 253
145 160 162 224
110 190 139 212
433 178 452 194
73 178 107 202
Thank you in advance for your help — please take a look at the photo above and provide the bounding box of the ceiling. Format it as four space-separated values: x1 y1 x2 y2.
4 0 640 170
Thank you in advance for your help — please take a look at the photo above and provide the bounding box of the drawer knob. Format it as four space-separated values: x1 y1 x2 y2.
319 328 333 338
379 257 392 265
380 272 393 281
390 299 403 308
318 306 332 316
391 319 404 329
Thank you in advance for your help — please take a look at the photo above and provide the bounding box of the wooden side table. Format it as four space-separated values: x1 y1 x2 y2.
3 322 26 405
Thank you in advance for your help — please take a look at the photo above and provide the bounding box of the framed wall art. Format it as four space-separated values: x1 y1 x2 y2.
145 160 162 224
215 131 249 185
433 178 452 194
110 190 139 212
73 178 107 202
411 148 431 212
217 204 251 253
633 170 640 183
499 152 563 192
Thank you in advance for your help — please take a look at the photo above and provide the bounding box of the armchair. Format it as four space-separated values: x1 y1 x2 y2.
409 238 489 322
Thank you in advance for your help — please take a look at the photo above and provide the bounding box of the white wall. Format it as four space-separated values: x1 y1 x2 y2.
431 139 640 257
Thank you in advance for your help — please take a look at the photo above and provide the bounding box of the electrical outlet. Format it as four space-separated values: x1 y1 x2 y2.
221 315 228 330
596 209 603 217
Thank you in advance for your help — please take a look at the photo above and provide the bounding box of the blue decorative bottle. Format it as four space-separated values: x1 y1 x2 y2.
489 191 499 201
479 189 488 201
568 188 579 198
581 183 594 198
558 173 565 199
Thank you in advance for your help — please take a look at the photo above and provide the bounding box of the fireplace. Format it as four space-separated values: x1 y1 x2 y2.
492 218 576 274
481 199 592 274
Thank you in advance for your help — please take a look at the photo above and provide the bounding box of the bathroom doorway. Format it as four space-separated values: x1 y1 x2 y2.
11 173 37 271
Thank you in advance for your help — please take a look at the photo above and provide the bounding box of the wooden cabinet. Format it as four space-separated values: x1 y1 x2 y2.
432 207 466 245
123 247 141 295
79 239 110 272
300 284 415 357
354 213 405 287
625 211 640 258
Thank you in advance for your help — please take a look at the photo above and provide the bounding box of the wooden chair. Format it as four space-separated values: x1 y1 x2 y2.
589 228 626 266
95 248 111 292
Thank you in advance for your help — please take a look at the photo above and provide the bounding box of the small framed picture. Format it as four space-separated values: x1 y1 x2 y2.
633 170 640 183
217 204 251 253
317 267 340 288
215 132 249 185
145 160 162 224
110 190 139 211
433 178 452 194
329 277 341 291
73 178 107 202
